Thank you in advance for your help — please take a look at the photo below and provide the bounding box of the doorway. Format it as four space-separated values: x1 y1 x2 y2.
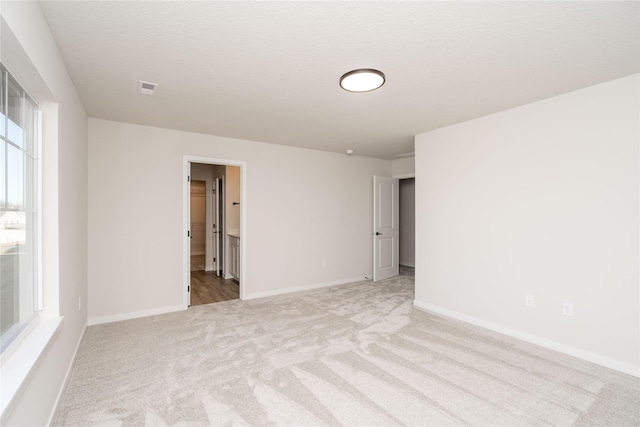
184 157 247 307
372 174 415 281
190 174 239 305
399 177 415 269
398 177 415 279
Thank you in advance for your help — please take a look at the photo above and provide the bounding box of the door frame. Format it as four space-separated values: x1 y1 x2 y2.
394 173 415 273
392 173 415 180
213 177 223 276
183 155 247 306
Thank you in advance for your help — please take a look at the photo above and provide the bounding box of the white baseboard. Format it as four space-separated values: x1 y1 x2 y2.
87 305 186 326
413 300 640 378
47 322 87 426
244 275 370 301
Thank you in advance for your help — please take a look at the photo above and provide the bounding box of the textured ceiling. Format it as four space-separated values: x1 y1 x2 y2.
38 1 639 159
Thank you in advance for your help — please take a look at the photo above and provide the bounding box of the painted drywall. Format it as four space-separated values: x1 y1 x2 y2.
399 178 415 267
1 2 88 425
415 74 639 373
225 165 240 234
88 119 389 320
224 166 240 278
391 156 415 177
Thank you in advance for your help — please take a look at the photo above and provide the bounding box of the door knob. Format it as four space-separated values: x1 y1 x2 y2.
375 232 382 236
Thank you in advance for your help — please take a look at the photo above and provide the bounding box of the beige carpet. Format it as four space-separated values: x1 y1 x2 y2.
55 268 639 426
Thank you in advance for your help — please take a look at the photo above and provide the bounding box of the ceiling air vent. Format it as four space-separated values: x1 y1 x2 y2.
138 80 158 96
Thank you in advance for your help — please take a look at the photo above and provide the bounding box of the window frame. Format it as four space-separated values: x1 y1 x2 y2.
0 63 42 356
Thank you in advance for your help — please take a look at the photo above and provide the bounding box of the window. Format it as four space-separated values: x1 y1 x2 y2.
0 64 40 354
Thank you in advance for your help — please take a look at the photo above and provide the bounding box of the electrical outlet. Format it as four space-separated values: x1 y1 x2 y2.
525 294 535 308
322 259 327 268
78 297 82 312
562 302 573 316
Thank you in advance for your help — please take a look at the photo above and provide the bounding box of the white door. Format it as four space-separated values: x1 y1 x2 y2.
187 163 192 305
213 178 221 276
373 175 399 281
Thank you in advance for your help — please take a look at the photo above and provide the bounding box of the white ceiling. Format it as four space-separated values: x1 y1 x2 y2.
38 1 639 160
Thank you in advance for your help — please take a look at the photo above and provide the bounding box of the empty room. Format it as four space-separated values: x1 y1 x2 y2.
1 1 638 426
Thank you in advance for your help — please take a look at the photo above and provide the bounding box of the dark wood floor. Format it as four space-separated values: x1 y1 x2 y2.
190 270 239 306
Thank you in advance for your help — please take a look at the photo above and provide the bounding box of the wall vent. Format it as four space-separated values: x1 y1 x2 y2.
138 80 159 96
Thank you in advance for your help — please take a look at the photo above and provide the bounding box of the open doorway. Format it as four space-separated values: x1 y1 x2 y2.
372 174 415 281
399 177 415 278
189 172 237 306
186 160 245 306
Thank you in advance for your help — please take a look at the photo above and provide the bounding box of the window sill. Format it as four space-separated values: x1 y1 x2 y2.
0 316 63 419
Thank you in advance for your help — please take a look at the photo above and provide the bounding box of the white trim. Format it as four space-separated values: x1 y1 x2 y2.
392 173 415 179
87 305 185 326
46 322 86 426
36 109 43 311
244 276 370 300
413 300 640 378
184 159 190 306
0 317 63 421
183 156 247 305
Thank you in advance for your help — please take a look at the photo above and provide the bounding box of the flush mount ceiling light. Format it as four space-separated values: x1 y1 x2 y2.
340 69 385 93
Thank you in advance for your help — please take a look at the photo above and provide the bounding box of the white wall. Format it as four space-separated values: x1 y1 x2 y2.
225 165 240 234
88 119 390 321
392 156 415 177
415 74 639 374
1 2 88 425
399 178 415 267
224 166 240 278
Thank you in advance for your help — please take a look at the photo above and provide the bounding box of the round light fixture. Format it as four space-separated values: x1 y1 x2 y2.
340 69 385 93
